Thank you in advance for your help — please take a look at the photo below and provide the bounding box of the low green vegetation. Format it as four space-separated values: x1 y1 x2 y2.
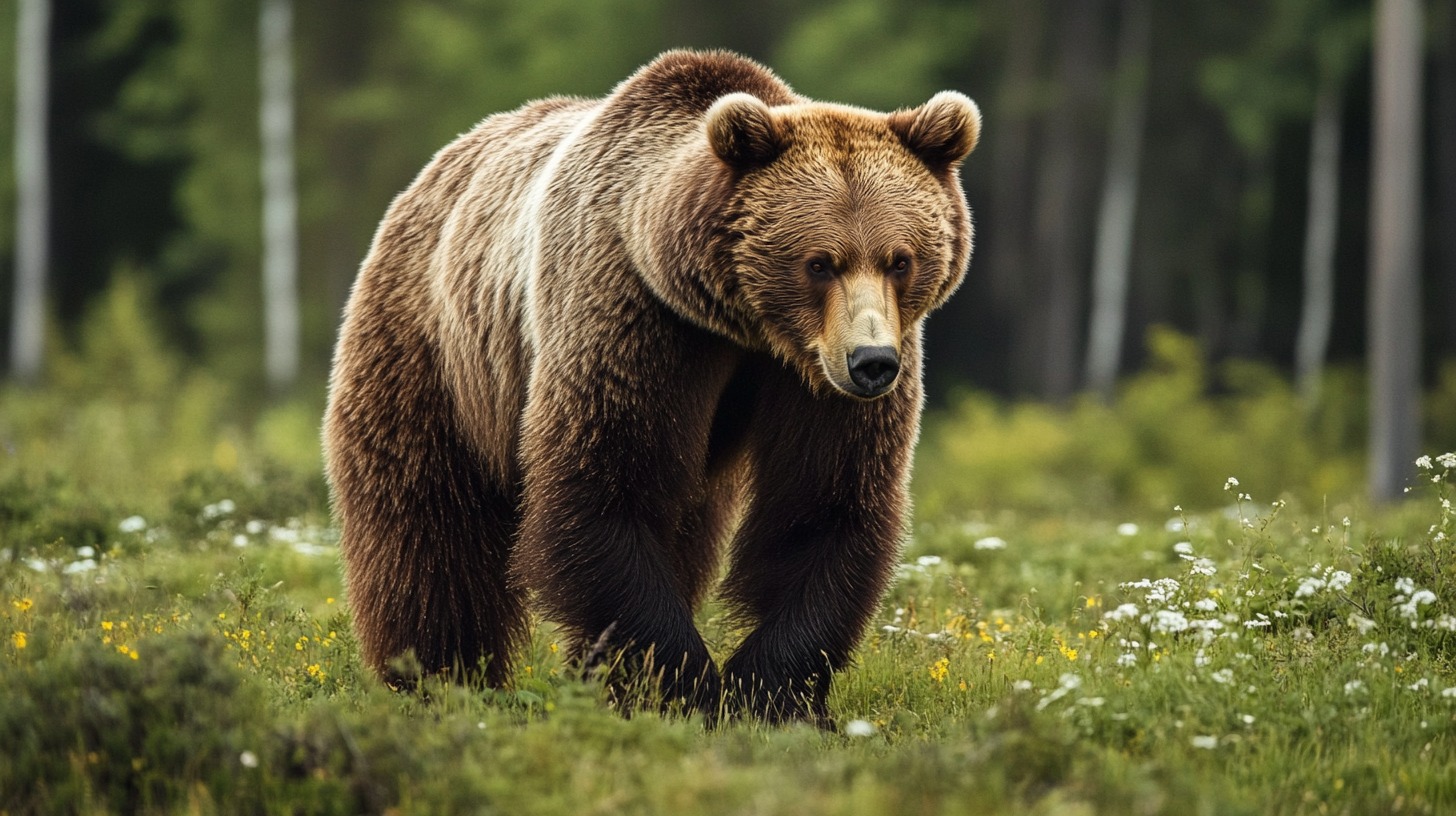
3 328 1455 814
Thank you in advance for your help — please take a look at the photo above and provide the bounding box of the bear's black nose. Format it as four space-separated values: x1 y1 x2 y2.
847 346 899 397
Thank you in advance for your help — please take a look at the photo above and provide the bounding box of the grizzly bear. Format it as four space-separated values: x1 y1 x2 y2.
325 50 979 725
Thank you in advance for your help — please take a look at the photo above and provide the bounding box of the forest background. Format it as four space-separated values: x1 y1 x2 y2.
2 0 1455 504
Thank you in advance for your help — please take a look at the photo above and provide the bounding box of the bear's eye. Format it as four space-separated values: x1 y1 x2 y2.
805 257 835 280
890 254 912 275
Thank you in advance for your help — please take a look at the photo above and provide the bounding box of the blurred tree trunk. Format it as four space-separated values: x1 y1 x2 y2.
1029 0 1105 401
1436 0 1456 357
1368 0 1424 501
10 0 50 384
1084 0 1149 399
1295 80 1343 406
988 2 1045 394
260 0 299 392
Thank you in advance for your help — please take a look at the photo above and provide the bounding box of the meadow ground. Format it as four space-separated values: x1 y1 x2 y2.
3 329 1455 814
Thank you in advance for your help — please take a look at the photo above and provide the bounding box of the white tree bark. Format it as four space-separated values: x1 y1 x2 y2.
259 0 299 391
11 0 51 384
1295 81 1342 406
1368 0 1424 501
1084 0 1149 399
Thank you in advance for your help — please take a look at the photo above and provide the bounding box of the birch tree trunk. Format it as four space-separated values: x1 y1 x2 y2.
260 0 299 392
10 0 50 384
1031 0 1105 402
1368 0 1424 501
1083 0 1149 399
1295 80 1343 406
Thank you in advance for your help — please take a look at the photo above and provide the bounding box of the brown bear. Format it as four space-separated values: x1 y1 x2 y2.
325 50 979 725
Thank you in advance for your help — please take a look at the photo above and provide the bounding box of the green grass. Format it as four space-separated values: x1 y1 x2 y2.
4 448 1454 814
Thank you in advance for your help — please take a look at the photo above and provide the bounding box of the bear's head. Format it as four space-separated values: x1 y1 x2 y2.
707 91 980 400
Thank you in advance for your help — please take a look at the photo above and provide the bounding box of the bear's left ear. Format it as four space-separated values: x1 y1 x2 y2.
706 92 783 171
888 91 981 173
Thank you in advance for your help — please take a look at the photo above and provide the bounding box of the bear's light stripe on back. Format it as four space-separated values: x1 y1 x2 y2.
516 102 606 352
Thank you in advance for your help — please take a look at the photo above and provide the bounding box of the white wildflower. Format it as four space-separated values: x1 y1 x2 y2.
1362 642 1390 657
1012 679 1033 692
844 719 877 737
1328 570 1352 592
239 751 259 769
1437 452 1456 468
1077 697 1106 707
1116 652 1138 667
1210 668 1234 685
1193 598 1218 612
62 559 97 574
291 541 330 557
1395 577 1416 595
1396 589 1437 621
1240 714 1255 725
916 554 943 567
972 537 1007 551
1295 577 1325 598
1166 518 1187 533
1117 523 1139 536
1189 558 1217 577
118 515 147 534
1224 477 1239 490
1152 609 1190 633
1417 455 1434 469
76 545 95 559
1344 680 1365 695
1243 614 1271 629
1441 687 1456 699
1408 678 1430 692
1103 601 1142 622
245 520 267 535
1191 735 1219 749
1173 542 1194 555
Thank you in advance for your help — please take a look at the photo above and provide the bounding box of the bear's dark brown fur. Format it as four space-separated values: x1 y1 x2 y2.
325 50 979 724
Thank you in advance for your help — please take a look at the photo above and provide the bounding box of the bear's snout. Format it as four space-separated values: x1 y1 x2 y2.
846 346 899 397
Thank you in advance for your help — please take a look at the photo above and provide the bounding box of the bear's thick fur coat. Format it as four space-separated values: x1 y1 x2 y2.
326 50 979 724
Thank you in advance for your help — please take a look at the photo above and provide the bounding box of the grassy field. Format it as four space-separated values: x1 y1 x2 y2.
3 337 1456 813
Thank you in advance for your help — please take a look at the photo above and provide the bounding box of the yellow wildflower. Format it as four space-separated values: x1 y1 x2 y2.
101 621 114 631
12 598 33 612
11 631 26 650
930 657 950 682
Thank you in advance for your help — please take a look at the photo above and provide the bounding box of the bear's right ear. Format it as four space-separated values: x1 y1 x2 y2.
706 93 783 170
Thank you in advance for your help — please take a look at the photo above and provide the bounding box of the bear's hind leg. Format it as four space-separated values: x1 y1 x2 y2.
328 338 528 689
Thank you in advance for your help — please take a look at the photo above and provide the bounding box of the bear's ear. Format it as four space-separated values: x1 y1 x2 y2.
888 91 981 173
706 92 783 170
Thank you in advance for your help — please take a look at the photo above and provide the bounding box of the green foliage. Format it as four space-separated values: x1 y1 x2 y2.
1199 0 1368 154
774 0 977 110
0 276 326 520
915 327 1366 517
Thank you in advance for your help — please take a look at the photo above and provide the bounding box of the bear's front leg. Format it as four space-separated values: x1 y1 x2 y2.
512 319 737 716
720 361 919 727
